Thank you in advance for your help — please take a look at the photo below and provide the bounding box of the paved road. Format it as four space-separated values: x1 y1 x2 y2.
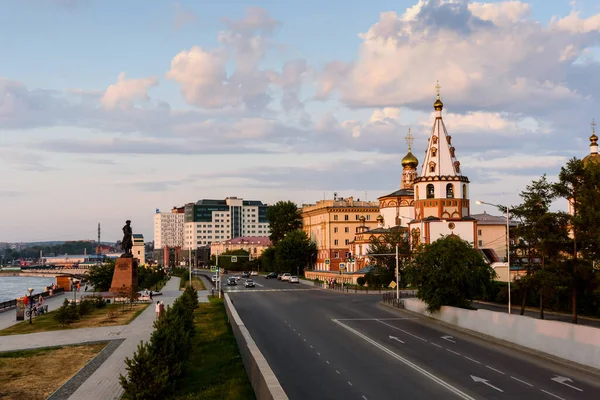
473 301 600 328
228 280 600 400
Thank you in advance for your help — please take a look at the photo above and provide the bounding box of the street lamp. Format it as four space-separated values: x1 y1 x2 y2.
70 277 76 303
476 200 511 314
27 287 34 324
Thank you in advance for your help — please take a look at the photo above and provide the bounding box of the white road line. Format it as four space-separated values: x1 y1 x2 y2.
348 381 353 386
333 319 476 400
317 352 321 356
485 366 505 375
464 356 481 364
310 345 313 348
540 389 566 400
376 320 428 342
430 343 443 348
362 396 368 400
511 376 533 387
293 329 296 331
326 361 330 364
335 318 418 321
303 339 306 342
447 349 461 356
336 370 340 374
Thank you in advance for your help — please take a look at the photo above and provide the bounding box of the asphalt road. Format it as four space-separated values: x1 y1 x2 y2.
473 301 600 328
227 276 600 400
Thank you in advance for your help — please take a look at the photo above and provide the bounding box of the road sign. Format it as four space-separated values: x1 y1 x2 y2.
231 256 237 263
210 266 216 272
339 263 346 270
325 259 330 265
389 281 397 289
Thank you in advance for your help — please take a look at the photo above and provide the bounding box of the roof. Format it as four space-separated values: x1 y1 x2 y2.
132 234 144 238
220 236 271 246
471 212 517 226
378 189 414 199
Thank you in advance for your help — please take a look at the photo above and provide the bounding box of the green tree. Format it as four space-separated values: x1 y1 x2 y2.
266 200 302 244
408 235 495 312
274 230 317 274
85 259 116 292
210 249 252 271
120 341 170 400
258 246 275 272
367 227 411 287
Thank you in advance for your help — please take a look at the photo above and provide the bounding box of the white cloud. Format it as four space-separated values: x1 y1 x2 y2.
100 72 158 110
551 11 600 33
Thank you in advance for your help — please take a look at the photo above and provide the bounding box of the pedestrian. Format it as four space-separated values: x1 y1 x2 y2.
155 301 160 318
159 301 165 317
149 291 153 301
38 295 44 306
85 284 88 292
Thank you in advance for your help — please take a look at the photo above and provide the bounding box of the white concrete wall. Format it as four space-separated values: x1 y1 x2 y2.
428 221 475 245
404 298 600 370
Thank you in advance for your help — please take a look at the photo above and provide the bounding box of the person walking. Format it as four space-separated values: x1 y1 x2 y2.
155 301 160 318
149 291 153 301
159 301 165 317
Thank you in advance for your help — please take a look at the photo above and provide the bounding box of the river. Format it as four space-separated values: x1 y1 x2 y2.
0 276 56 302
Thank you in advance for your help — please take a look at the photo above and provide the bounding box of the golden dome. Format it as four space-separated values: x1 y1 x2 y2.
401 151 418 168
433 98 444 109
583 153 600 166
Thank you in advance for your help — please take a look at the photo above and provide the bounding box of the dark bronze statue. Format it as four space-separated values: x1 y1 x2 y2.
121 220 133 256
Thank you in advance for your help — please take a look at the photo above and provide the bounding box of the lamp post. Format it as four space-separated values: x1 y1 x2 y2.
27 287 33 324
476 200 511 314
70 277 76 303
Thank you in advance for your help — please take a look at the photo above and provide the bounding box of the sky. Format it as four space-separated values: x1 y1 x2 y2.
1 0 599 242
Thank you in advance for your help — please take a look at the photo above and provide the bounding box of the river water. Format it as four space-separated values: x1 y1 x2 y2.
0 276 56 302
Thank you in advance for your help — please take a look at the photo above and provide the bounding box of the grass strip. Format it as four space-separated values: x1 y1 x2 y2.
0 343 107 400
168 297 255 400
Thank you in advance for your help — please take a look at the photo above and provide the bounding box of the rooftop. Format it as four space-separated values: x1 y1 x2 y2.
472 212 518 226
217 236 272 246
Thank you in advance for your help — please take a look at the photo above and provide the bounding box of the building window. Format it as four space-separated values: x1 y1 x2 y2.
345 239 349 245
431 147 437 157
344 227 349 233
366 215 370 220
334 239 338 246
426 184 435 199
446 183 454 198
334 227 338 233
429 162 436 173
334 215 338 221
334 252 339 258
478 240 483 247
344 215 349 221
463 184 468 199
478 229 482 236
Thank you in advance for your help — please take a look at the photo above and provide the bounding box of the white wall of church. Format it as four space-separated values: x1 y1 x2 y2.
415 181 469 201
380 206 414 228
428 221 476 246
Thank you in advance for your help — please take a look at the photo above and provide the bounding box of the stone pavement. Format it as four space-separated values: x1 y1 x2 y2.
0 291 67 331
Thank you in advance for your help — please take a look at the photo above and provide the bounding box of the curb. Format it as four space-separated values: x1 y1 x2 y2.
473 300 600 324
224 293 288 400
378 301 600 382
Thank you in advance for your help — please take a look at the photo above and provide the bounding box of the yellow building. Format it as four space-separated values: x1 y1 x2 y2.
210 236 271 259
301 196 379 271
471 212 517 263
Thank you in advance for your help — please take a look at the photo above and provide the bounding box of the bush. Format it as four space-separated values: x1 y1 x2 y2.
54 299 80 326
119 341 169 400
78 299 95 317
94 296 107 309
357 277 366 286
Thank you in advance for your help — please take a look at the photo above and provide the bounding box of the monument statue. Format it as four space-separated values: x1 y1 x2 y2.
121 220 133 256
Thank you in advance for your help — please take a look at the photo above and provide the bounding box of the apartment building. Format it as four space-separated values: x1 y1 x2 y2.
153 207 185 248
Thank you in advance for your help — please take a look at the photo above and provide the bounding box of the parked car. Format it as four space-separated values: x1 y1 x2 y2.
265 272 278 279
289 276 299 283
281 273 291 281
242 271 250 278
245 279 255 288
227 277 237 286
277 273 283 280
250 271 258 276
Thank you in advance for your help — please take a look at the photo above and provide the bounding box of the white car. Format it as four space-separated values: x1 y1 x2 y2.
245 279 255 288
289 276 299 283
211 275 218 283
250 271 258 276
281 273 291 281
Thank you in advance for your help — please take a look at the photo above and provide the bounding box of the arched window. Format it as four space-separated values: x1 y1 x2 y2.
446 183 454 198
462 184 468 199
429 162 436 173
431 147 437 157
426 184 435 199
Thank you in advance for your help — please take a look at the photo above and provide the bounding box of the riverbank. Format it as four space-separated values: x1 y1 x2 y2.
0 272 59 278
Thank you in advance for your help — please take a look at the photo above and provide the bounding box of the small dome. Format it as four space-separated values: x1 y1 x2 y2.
376 215 384 221
434 98 444 109
401 151 418 168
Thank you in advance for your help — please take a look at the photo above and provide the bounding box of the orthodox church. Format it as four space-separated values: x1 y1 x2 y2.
378 83 477 247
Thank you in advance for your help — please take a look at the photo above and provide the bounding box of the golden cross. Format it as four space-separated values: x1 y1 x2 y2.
435 81 441 99
405 127 414 151
592 119 597 134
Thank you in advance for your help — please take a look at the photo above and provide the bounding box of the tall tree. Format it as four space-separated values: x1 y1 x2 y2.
274 230 317 275
266 201 302 244
367 227 411 286
407 235 495 312
555 158 600 323
85 259 116 292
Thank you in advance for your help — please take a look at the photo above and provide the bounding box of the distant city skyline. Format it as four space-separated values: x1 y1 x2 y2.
1 0 599 242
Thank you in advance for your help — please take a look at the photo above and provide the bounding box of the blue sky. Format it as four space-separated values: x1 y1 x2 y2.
1 0 599 242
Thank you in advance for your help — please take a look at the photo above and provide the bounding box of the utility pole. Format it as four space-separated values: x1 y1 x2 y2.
396 244 399 301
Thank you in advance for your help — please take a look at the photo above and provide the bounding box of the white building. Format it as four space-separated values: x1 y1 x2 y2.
183 197 270 249
132 234 145 265
153 207 185 248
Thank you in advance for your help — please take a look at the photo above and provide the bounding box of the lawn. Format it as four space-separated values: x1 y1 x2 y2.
0 343 107 400
179 275 206 291
0 303 149 336
168 298 255 400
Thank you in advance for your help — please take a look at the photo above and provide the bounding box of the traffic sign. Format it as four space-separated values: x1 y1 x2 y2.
339 263 346 270
389 281 397 289
325 259 330 265
231 256 238 263
210 266 216 272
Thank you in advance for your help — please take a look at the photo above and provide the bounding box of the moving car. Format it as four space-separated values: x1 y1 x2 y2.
289 276 299 283
281 273 291 281
233 275 241 281
245 279 255 288
242 271 250 278
250 271 258 276
265 272 278 279
227 277 237 286
277 273 283 280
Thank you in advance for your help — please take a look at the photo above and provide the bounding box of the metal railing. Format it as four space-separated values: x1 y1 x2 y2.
0 287 65 312
382 290 418 308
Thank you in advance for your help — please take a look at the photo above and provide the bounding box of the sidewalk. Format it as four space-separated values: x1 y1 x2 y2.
0 291 66 331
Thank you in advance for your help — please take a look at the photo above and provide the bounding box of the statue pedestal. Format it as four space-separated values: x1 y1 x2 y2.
109 256 139 293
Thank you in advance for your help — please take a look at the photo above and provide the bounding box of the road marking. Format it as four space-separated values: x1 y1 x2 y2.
376 320 427 342
303 339 306 342
551 375 583 392
335 318 418 321
441 335 456 343
389 335 405 344
430 343 443 348
293 329 296 331
348 381 353 386
470 375 503 392
310 345 313 349
485 366 505 375
326 361 330 364
362 396 368 400
464 356 481 364
446 349 461 356
511 376 533 387
333 319 477 400
317 352 321 356
540 389 566 400
336 370 340 374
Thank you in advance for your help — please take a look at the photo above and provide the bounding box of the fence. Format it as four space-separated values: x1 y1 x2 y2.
0 287 65 312
381 290 418 309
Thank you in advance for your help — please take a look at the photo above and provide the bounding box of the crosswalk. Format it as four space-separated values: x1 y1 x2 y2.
223 288 316 293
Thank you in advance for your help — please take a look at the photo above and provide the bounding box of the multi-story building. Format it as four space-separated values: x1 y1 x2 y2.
183 197 270 249
154 207 185 248
471 212 517 262
301 196 379 271
132 234 145 265
210 236 272 259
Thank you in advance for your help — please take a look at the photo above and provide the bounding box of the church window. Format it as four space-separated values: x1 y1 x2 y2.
429 161 436 173
463 184 468 199
432 136 438 144
450 147 455 157
426 184 435 199
431 147 437 157
454 161 460 173
446 184 454 198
